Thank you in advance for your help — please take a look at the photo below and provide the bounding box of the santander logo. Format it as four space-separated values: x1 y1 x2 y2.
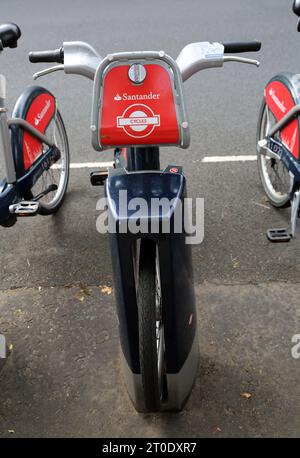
269 88 286 114
114 92 160 102
34 99 51 126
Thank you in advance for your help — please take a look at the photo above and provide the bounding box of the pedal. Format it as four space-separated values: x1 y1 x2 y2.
266 228 291 243
9 201 40 217
90 168 108 186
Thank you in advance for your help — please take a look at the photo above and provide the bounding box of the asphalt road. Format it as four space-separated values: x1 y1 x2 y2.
0 0 300 438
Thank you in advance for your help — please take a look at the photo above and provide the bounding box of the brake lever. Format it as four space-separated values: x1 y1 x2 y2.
33 64 64 80
223 56 260 67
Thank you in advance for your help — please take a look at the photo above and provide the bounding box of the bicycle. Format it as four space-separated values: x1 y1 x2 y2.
0 23 70 229
257 1 300 242
29 38 260 412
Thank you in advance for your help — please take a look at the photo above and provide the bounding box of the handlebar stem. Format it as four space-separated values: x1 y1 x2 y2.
63 41 102 80
176 42 224 82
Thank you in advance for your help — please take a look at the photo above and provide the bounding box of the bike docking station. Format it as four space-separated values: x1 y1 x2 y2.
90 51 199 411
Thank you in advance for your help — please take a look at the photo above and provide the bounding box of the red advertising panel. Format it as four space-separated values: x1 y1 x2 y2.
265 80 299 159
100 64 179 147
23 93 56 170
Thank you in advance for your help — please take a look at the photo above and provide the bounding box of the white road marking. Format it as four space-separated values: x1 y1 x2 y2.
202 155 257 163
51 156 258 170
52 161 114 169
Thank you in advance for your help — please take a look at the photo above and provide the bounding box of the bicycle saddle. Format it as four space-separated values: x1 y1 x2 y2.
293 0 300 16
0 23 21 49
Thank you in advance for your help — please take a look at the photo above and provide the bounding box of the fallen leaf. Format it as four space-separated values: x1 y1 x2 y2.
252 201 270 210
230 254 240 269
100 285 112 295
79 283 91 296
240 392 252 400
8 344 13 352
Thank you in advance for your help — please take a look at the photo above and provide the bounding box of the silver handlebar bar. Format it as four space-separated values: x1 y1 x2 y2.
32 41 260 81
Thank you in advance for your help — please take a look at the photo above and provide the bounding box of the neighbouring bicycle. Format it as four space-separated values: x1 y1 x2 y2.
29 38 260 411
257 1 300 242
0 23 69 229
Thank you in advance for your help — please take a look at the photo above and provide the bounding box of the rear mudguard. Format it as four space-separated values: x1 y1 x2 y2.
264 72 300 160
105 167 199 411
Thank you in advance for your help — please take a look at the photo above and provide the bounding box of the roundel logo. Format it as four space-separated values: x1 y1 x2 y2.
169 167 178 174
117 103 160 138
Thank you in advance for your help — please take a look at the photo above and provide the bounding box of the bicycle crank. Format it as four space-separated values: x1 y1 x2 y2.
32 183 58 201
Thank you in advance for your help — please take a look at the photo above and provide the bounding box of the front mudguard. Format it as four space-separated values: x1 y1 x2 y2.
105 168 199 411
263 72 300 160
11 85 57 178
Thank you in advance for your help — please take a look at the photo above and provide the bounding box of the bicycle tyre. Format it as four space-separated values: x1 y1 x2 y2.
137 239 164 412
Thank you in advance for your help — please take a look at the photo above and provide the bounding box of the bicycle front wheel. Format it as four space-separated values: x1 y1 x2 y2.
25 110 70 215
257 100 291 208
136 239 166 412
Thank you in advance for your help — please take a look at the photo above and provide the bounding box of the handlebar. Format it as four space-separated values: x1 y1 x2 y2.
28 41 261 66
222 40 261 54
29 47 64 64
29 40 261 82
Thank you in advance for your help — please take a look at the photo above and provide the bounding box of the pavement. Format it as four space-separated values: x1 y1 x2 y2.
0 0 300 438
